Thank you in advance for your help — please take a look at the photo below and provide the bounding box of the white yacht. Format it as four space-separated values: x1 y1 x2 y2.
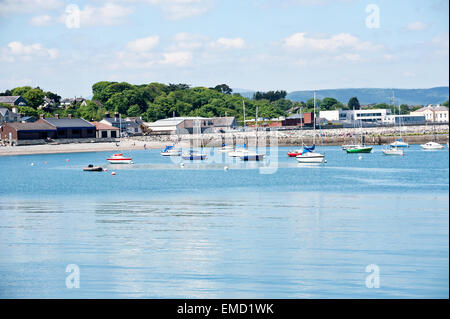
421 142 445 150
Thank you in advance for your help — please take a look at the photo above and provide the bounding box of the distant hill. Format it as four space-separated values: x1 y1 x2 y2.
286 87 449 105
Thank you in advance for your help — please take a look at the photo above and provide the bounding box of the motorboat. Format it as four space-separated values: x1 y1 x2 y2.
83 164 103 171
296 145 324 163
182 150 207 160
240 153 265 161
346 145 373 153
390 138 409 148
161 145 181 156
382 146 404 156
107 153 133 164
421 142 445 150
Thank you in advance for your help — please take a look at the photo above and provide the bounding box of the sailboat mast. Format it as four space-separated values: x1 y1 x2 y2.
243 100 246 129
313 90 316 145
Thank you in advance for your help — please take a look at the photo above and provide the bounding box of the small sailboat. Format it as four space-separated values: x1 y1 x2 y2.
346 145 373 153
341 144 360 151
107 153 133 164
161 145 181 156
297 91 325 163
181 150 207 160
421 142 444 150
389 92 409 148
382 146 404 156
228 145 248 157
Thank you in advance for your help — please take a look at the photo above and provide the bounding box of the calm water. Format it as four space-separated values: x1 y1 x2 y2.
0 145 448 298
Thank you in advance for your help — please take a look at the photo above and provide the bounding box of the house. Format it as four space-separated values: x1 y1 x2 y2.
90 121 120 138
0 96 27 106
411 104 449 123
0 107 20 123
100 112 127 133
144 117 215 135
124 117 144 135
211 117 238 131
281 113 314 127
1 120 57 142
39 96 57 110
41 114 96 138
60 97 85 107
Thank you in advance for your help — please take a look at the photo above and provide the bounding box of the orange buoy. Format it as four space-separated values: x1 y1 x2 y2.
44 161 48 164
66 159 70 162
111 172 116 175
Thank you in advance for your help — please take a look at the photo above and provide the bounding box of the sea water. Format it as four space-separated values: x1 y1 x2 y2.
0 145 448 298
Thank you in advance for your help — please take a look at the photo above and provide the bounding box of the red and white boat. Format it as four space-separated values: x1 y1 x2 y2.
287 148 304 157
107 153 133 164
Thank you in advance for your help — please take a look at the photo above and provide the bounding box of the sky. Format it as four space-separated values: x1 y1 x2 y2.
0 0 448 98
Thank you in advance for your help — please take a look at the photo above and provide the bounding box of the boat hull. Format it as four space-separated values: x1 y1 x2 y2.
296 153 325 163
346 147 372 153
382 149 404 156
421 142 444 150
240 154 265 161
182 155 207 160
161 151 181 156
107 159 133 164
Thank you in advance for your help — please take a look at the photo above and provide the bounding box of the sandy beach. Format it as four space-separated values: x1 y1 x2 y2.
0 139 171 156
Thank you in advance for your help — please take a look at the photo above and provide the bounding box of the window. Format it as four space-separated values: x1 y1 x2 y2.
101 131 107 138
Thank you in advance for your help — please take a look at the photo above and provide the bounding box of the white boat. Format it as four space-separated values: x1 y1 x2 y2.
181 150 207 160
296 151 325 163
421 142 445 150
382 146 404 156
161 145 181 156
218 144 234 153
390 139 409 148
228 149 248 157
107 153 133 164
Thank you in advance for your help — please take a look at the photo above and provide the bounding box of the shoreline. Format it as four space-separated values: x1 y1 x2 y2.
0 132 448 157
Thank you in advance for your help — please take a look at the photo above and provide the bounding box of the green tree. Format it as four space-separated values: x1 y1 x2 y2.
18 106 39 118
348 97 361 110
127 104 141 117
23 88 45 109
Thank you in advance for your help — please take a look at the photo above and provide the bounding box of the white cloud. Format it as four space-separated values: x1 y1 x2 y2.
30 15 53 26
102 0 212 20
214 37 245 49
406 21 427 31
57 3 134 27
0 0 62 15
334 53 362 62
173 33 209 50
1 42 58 62
161 51 192 66
126 36 160 52
283 32 381 51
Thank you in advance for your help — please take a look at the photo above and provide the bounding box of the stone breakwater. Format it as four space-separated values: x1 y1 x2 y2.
132 124 449 147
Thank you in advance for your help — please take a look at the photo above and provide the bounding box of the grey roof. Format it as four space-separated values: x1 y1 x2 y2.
0 108 9 116
43 117 95 128
212 117 236 126
5 121 56 131
0 96 21 104
286 113 304 119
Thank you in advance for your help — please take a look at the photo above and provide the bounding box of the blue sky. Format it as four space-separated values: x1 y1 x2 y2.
0 0 448 98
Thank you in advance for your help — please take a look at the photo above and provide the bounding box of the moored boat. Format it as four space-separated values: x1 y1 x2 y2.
341 144 360 150
287 148 304 157
107 153 133 164
218 144 234 153
296 151 325 163
421 142 444 150
83 164 103 171
346 145 372 153
382 146 404 156
161 145 181 156
182 150 207 160
390 138 409 148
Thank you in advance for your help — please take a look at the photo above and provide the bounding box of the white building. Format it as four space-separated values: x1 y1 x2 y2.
320 109 392 124
411 104 449 123
382 114 426 125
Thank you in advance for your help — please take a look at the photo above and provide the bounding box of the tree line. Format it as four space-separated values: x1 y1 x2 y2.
1 83 447 123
